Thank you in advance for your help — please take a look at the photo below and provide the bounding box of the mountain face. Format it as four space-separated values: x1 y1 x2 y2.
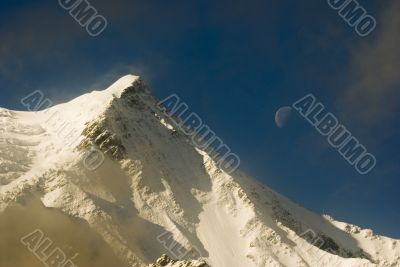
0 75 399 267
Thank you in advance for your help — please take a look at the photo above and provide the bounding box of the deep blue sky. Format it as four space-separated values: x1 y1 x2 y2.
0 0 399 237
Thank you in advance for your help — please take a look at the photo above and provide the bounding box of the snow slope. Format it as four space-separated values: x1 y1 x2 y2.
0 75 399 267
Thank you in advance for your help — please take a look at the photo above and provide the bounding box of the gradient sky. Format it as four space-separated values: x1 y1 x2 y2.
0 0 399 237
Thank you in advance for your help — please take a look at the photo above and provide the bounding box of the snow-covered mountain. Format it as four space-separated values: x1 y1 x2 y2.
0 75 399 267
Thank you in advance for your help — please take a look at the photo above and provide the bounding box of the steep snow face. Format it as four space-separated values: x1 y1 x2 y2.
0 75 140 187
0 75 399 267
0 108 43 185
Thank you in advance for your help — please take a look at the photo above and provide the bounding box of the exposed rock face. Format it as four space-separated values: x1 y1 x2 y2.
149 254 209 267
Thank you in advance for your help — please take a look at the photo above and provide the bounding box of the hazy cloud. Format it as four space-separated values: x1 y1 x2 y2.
338 1 400 135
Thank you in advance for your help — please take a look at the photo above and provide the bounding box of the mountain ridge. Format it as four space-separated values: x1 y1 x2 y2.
0 75 399 267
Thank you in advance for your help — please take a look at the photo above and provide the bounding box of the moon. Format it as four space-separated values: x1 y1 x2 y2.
275 106 293 128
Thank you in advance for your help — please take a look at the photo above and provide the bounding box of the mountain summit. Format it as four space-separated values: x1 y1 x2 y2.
0 76 399 267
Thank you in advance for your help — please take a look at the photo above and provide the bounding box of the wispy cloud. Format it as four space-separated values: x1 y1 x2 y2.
337 1 400 137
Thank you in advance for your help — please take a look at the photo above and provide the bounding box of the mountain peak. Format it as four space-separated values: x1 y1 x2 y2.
1 76 399 267
102 74 140 98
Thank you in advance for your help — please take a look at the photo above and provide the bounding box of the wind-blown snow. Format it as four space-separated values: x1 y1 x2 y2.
0 75 399 267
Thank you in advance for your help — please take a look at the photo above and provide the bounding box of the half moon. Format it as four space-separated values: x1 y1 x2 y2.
275 106 293 128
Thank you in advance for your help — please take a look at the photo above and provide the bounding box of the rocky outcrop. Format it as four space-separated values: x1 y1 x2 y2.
149 254 209 267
